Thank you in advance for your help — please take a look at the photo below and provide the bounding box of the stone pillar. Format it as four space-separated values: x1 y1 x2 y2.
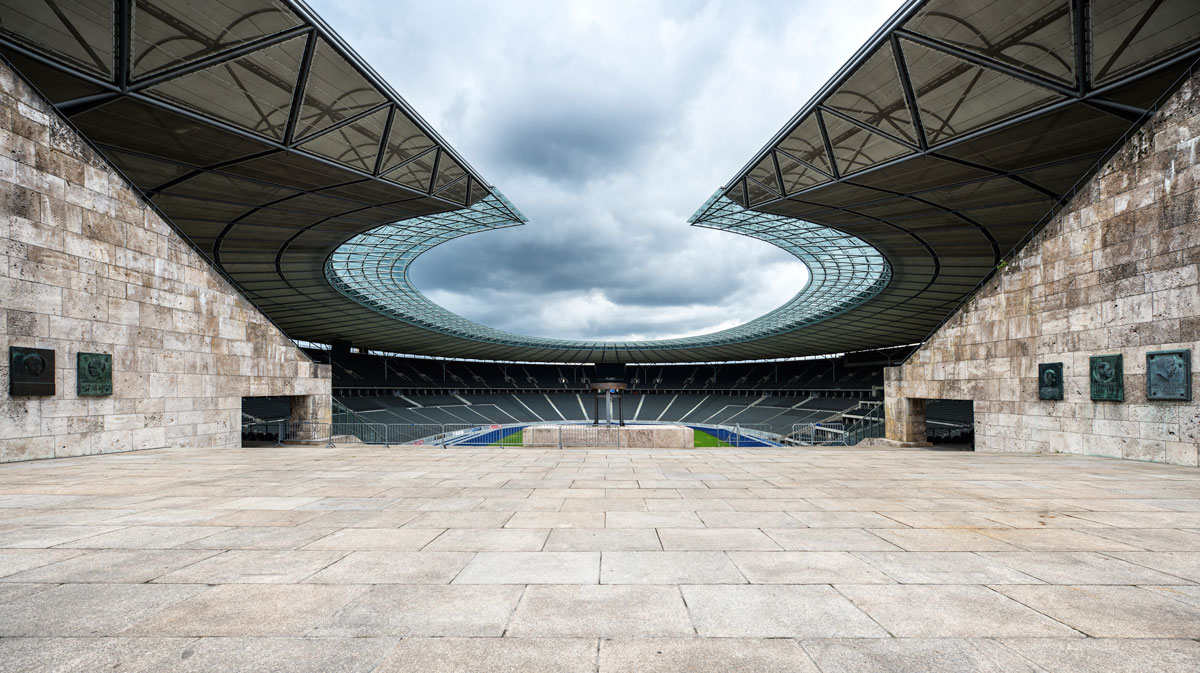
289 394 331 424
289 394 331 442
885 396 930 446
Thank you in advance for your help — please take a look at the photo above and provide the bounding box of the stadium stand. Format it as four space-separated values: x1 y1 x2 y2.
315 348 904 395
320 347 901 438
311 340 921 443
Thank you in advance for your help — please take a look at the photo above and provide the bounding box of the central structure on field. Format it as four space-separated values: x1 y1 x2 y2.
524 425 695 449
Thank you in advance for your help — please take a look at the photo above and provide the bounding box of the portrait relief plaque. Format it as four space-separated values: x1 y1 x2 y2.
77 352 113 396
1090 354 1124 402
1146 350 1191 401
1038 362 1064 400
9 346 55 396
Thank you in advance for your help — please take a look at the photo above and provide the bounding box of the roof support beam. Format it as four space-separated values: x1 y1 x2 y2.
283 32 318 146
115 0 131 89
892 34 928 151
894 29 1076 99
127 25 313 92
1073 0 1091 95
815 111 840 179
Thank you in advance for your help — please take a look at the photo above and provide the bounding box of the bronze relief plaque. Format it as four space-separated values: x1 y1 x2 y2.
77 352 113 396
1038 362 1063 400
1146 349 1190 401
1090 354 1123 402
9 346 55 396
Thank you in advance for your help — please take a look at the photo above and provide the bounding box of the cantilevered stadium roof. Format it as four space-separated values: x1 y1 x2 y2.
2 0 1200 362
324 190 890 361
712 0 1200 355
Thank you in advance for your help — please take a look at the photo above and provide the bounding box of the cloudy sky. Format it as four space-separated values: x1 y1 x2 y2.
311 0 903 341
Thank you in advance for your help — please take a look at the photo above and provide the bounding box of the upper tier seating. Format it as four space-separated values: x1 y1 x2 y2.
315 347 908 393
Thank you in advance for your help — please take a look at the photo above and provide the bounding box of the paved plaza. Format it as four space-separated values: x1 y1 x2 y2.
0 445 1198 672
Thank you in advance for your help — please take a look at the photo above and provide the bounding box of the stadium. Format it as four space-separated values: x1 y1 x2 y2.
0 0 1199 670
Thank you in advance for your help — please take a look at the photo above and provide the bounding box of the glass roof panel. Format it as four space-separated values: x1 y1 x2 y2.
433 153 466 192
778 114 833 175
383 148 436 192
328 190 889 353
293 37 387 140
1092 0 1200 85
902 38 1061 145
825 42 916 143
438 177 470 206
380 109 436 173
820 110 912 176
748 155 781 195
904 0 1075 85
466 178 490 205
0 0 113 76
776 151 827 194
724 182 748 207
746 178 776 206
145 34 304 140
298 105 388 172
131 0 300 78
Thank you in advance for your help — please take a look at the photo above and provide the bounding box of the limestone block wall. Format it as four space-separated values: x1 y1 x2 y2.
885 68 1200 467
0 60 330 462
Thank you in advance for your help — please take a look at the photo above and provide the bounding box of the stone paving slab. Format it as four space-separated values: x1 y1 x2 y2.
0 445 1197 671
454 551 600 584
682 584 888 637
601 637 820 672
837 584 1082 638
123 584 367 637
802 638 1046 673
374 637 596 673
0 584 206 636
4 549 218 584
314 584 524 637
999 638 1200 673
506 585 694 637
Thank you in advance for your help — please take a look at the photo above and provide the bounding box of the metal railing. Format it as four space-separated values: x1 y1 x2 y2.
692 423 780 447
448 424 524 447
242 419 795 449
389 423 453 446
280 421 333 447
331 421 388 445
729 423 774 447
787 401 884 446
241 421 283 445
843 402 885 445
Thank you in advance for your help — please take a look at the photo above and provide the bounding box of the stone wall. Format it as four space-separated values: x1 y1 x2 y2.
885 69 1200 467
0 60 330 462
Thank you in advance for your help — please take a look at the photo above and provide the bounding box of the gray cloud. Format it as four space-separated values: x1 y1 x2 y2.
311 0 904 341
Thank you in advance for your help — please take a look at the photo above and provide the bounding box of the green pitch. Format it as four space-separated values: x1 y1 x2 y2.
693 429 731 447
489 429 523 446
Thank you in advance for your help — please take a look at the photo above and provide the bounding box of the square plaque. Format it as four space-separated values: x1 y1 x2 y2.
77 352 112 396
1090 354 1124 402
9 346 55 396
1038 362 1064 400
1146 349 1190 401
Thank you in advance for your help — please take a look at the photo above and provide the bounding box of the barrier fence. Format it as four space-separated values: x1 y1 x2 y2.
788 402 884 446
241 420 791 448
240 421 523 448
692 423 778 447
331 421 387 445
843 402 885 444
729 423 773 447
385 424 447 446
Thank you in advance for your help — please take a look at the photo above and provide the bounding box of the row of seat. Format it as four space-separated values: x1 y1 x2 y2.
308 348 889 391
